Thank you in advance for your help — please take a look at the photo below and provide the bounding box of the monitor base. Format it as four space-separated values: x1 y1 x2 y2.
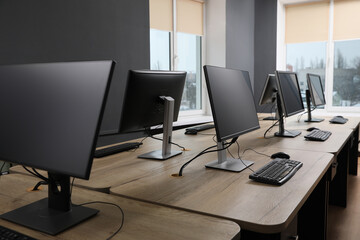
1 198 98 235
275 130 301 138
205 158 253 172
138 150 182 160
263 116 277 120
304 118 324 122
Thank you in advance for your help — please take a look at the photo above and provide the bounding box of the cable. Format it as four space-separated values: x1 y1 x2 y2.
297 106 316 122
264 119 280 139
22 166 48 181
76 201 124 240
150 135 186 151
235 141 255 173
178 137 237 176
242 147 271 158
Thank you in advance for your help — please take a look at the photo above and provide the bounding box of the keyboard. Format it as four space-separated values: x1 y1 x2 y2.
0 225 37 240
185 124 215 135
329 116 348 124
94 142 142 158
249 158 303 185
304 129 332 141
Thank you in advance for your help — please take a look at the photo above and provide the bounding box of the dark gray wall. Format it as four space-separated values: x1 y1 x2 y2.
254 0 277 112
0 0 150 147
225 0 277 113
226 0 255 89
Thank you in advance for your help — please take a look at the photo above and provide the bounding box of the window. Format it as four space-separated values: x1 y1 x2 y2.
149 0 204 113
280 0 360 112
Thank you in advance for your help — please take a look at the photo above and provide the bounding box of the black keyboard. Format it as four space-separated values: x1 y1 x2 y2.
94 142 142 158
304 129 332 141
249 158 303 185
0 225 37 240
329 116 348 124
185 124 214 134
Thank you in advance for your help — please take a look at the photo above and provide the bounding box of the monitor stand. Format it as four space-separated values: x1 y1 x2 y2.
205 141 253 172
1 173 98 235
138 96 182 160
274 94 301 138
304 90 324 122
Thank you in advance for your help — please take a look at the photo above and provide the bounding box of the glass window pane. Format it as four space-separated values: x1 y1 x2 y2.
286 42 327 108
150 29 171 71
176 32 202 111
333 40 360 107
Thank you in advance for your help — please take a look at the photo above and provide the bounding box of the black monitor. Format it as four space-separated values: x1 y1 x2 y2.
203 65 260 172
259 74 278 120
305 73 325 122
0 61 115 235
274 71 304 137
119 70 186 160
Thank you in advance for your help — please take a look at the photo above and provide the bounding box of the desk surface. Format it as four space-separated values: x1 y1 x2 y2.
110 147 333 234
0 173 240 240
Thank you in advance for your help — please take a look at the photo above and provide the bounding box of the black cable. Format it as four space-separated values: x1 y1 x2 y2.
235 141 255 173
242 147 271 158
297 106 316 122
264 119 280 139
22 166 48 181
178 138 237 176
150 135 186 151
76 201 125 240
32 168 48 181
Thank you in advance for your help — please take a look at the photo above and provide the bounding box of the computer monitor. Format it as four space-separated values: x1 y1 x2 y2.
259 74 278 120
274 70 304 137
0 60 115 235
203 65 260 172
305 73 325 122
119 70 186 160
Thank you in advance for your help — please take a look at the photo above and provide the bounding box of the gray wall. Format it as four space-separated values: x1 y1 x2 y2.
226 0 255 89
225 0 277 113
0 0 150 147
254 0 277 112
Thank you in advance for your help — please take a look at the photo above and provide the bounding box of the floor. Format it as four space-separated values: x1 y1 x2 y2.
327 161 360 240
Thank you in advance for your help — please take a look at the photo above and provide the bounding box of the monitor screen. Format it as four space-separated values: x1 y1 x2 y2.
275 71 304 117
0 61 114 180
259 74 278 106
307 73 325 107
119 70 186 133
204 65 260 143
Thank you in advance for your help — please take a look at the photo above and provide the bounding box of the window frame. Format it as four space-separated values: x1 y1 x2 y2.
277 0 360 115
150 0 208 120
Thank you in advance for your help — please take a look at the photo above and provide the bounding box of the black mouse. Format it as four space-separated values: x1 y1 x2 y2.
270 152 290 159
307 127 319 131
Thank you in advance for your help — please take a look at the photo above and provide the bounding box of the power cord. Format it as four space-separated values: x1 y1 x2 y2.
264 119 280 139
178 137 238 176
297 106 316 122
76 201 124 240
69 178 124 240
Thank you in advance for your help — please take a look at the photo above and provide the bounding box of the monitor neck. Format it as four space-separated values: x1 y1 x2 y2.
276 93 285 135
48 173 72 212
161 96 175 156
306 89 313 121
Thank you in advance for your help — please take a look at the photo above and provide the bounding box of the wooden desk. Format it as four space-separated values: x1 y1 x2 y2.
110 146 333 239
0 173 240 240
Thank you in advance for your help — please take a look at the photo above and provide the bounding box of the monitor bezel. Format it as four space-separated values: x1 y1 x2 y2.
275 70 304 118
307 73 326 107
204 65 260 143
258 74 277 106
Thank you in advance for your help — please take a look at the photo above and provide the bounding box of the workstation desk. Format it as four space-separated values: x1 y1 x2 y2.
0 173 240 240
10 116 359 240
258 114 360 208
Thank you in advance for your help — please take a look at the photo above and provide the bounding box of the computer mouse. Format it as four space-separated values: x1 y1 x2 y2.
270 152 290 159
307 127 319 132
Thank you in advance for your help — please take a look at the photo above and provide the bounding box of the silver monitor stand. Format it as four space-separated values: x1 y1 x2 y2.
205 141 253 172
138 96 182 160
